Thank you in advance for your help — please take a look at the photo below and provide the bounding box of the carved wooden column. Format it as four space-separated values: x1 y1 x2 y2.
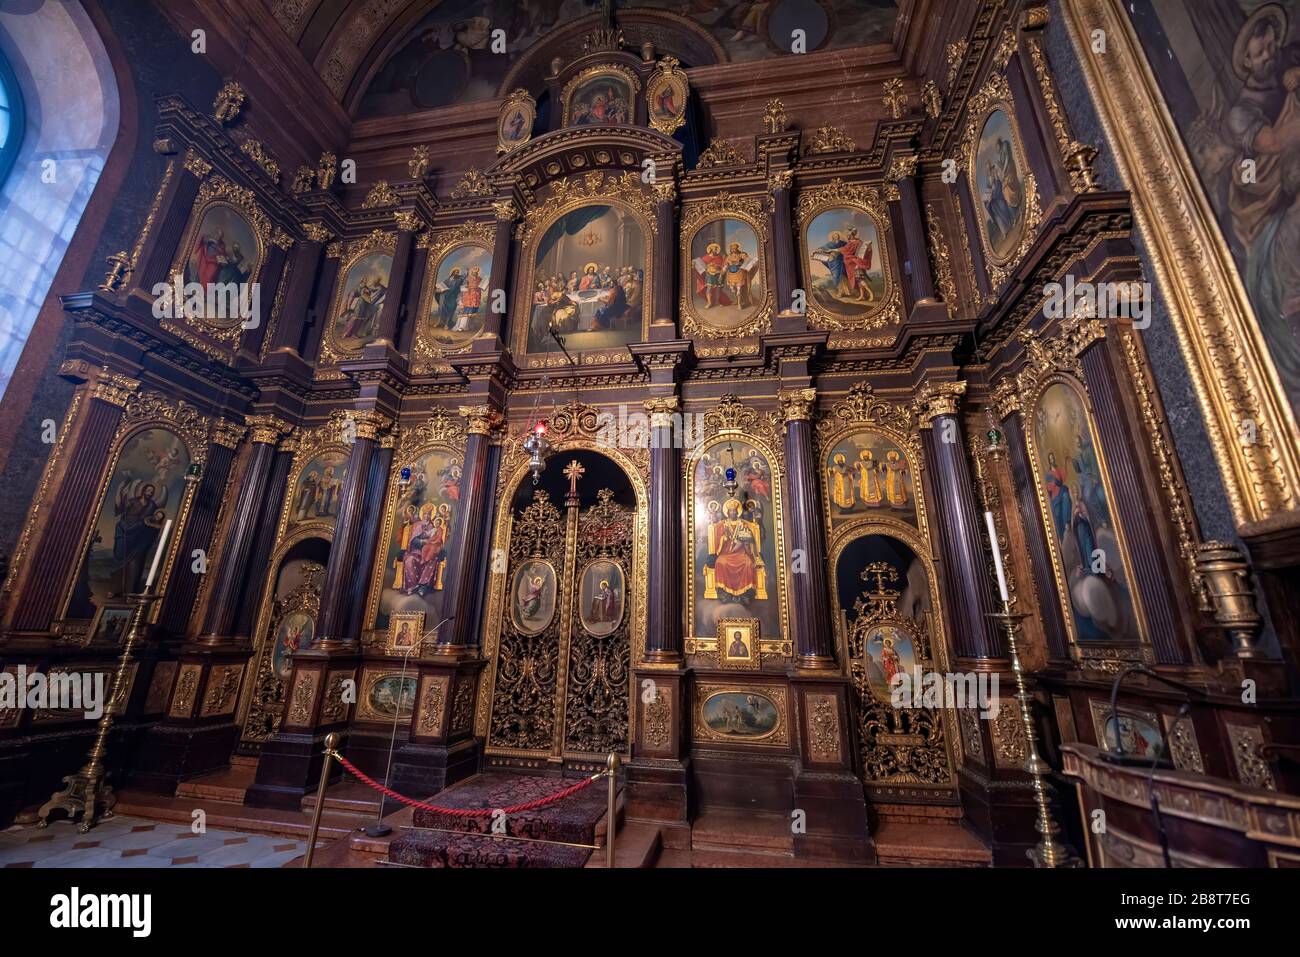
886 153 946 322
130 147 207 293
314 410 391 647
478 199 517 348
438 405 505 654
374 211 421 346
197 415 292 644
768 168 797 324
644 396 684 663
650 177 678 339
268 223 331 353
779 388 836 668
7 369 138 633
915 380 1004 662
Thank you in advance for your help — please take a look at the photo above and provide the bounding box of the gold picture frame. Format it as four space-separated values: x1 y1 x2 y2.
497 88 536 156
88 603 134 646
386 611 425 655
412 221 496 370
320 229 397 366
1063 0 1300 532
678 195 772 340
796 178 902 332
560 64 640 127
645 56 688 135
716 618 759 670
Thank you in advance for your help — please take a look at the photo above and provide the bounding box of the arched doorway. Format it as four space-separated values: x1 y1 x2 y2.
480 446 641 766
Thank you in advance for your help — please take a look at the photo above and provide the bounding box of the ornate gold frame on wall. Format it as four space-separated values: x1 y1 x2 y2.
412 222 496 371
270 412 355 548
1063 0 1300 532
361 408 467 634
678 193 772 340
645 56 688 135
56 391 211 625
496 88 536 156
163 174 275 351
693 682 789 747
682 394 790 654
957 75 1043 291
795 178 901 332
512 172 656 360
319 229 398 369
1021 369 1153 663
475 404 650 742
560 64 641 127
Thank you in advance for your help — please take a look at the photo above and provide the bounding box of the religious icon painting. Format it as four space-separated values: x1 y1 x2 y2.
562 66 638 127
699 688 781 740
327 247 395 355
578 559 625 637
372 447 461 632
511 558 558 635
179 201 261 293
797 179 899 332
645 57 688 135
89 604 134 646
683 214 768 337
1089 700 1164 760
387 611 425 654
288 450 349 528
970 105 1032 267
272 610 313 680
358 671 417 722
1029 379 1142 644
524 202 647 355
425 243 492 350
496 88 536 155
716 618 759 670
824 430 916 530
690 437 783 644
861 623 916 704
65 426 193 620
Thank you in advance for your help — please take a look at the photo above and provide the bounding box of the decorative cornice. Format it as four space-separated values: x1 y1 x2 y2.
362 180 399 209
777 387 817 423
912 379 967 426
211 418 247 450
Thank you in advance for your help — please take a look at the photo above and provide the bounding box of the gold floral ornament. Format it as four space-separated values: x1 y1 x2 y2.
362 180 400 208
882 78 908 119
922 80 942 119
291 165 315 194
409 145 431 180
240 139 280 184
213 80 246 125
450 169 494 199
696 138 746 169
763 98 788 134
805 126 856 155
317 151 337 190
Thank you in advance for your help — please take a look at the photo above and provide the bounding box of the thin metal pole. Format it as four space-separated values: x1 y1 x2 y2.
605 751 619 868
304 732 339 868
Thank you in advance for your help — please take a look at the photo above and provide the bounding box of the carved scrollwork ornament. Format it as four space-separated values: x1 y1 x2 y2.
492 198 518 221
301 221 333 245
212 80 246 124
291 165 315 194
362 180 399 208
183 149 212 180
240 139 280 184
766 169 794 194
643 396 680 429
805 126 856 155
887 153 919 183
697 138 746 169
409 145 431 180
452 169 495 199
393 210 425 233
763 98 788 134
317 152 337 190
91 372 141 408
922 80 942 118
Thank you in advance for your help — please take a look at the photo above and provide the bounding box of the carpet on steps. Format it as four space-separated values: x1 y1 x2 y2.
388 772 613 868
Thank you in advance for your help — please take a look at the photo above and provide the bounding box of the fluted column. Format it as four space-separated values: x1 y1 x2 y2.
480 199 516 346
886 154 938 308
644 396 683 661
438 406 505 653
132 147 207 293
156 421 242 637
374 212 421 346
269 223 331 353
9 371 138 632
314 411 391 646
650 180 678 339
768 169 797 319
915 381 1003 661
779 388 836 668
199 415 292 643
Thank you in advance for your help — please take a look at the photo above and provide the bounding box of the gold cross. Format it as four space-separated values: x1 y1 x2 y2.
563 459 585 496
861 561 898 595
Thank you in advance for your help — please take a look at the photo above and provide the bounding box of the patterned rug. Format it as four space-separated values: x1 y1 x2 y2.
388 772 612 868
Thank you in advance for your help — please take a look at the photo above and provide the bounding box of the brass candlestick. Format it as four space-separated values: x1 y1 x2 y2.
37 591 159 833
988 603 1081 868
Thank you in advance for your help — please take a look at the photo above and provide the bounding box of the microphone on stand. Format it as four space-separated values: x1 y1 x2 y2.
365 615 454 838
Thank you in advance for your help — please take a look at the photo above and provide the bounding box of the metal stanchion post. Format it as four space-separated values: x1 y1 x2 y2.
304 732 340 868
605 751 619 868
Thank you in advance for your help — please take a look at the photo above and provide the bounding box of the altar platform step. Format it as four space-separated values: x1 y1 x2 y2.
386 771 622 868
871 820 991 866
689 808 794 858
113 788 373 844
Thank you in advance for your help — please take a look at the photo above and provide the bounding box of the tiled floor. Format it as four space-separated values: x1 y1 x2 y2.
0 815 306 868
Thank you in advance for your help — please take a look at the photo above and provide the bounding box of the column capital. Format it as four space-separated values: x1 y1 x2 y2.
990 376 1022 421
651 180 677 204
777 387 817 423
886 152 919 184
301 221 333 244
182 148 212 179
393 210 425 234
346 409 393 442
245 413 294 445
912 379 967 427
459 405 505 436
211 418 247 450
89 371 141 407
643 395 680 428
492 198 518 221
767 169 794 195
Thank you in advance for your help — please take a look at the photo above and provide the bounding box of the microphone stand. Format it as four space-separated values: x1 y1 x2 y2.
365 615 453 838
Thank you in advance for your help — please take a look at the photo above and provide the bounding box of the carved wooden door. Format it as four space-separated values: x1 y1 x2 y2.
488 473 631 762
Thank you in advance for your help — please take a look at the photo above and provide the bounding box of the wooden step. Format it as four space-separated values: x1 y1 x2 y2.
114 790 371 843
690 809 794 857
174 765 257 804
301 780 382 815
872 821 992 866
584 821 661 868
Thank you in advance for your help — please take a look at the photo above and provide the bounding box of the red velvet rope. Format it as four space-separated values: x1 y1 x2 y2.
331 752 600 816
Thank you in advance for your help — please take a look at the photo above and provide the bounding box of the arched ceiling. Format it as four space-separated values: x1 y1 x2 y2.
267 0 900 117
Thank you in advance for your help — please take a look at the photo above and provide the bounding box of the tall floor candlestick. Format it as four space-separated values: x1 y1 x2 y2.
984 507 1080 867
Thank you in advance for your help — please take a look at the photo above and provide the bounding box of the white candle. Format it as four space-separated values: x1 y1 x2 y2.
984 510 1010 603
144 519 174 591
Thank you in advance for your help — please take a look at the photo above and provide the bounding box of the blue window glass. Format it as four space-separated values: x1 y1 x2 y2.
0 49 22 187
